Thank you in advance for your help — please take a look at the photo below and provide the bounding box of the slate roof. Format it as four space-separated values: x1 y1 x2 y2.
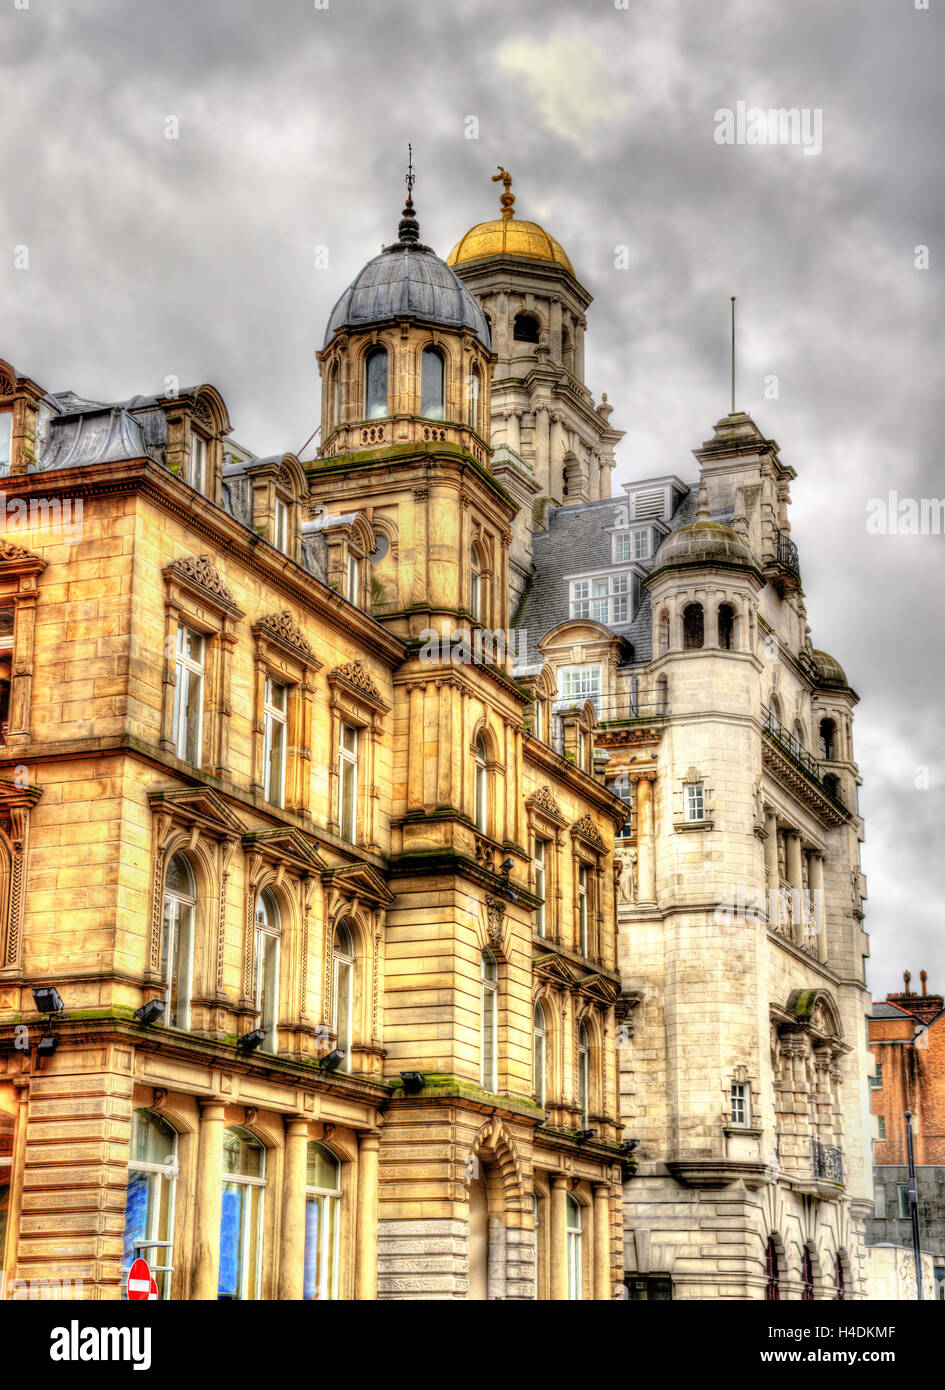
323 244 491 349
512 484 702 668
870 1001 912 1019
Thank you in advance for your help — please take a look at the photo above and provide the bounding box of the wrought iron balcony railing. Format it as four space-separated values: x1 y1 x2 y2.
762 707 846 809
776 530 800 576
812 1139 844 1185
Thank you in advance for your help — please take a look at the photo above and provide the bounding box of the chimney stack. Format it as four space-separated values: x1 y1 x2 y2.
887 969 943 1026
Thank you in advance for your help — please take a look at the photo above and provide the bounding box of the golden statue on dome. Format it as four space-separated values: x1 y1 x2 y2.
492 167 515 220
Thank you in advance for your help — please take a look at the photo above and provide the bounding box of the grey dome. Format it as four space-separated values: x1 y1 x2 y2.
812 649 848 688
323 243 491 349
651 520 757 573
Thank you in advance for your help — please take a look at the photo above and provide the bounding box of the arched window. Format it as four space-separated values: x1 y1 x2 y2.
561 328 574 373
122 1108 178 1301
533 837 547 936
834 1251 846 1301
513 313 540 344
769 694 782 726
765 1237 780 1301
718 603 735 650
364 347 388 420
219 1127 266 1301
480 949 498 1091
467 366 481 431
473 733 489 833
533 1001 547 1106
801 1247 815 1301
578 1021 590 1126
658 609 670 655
330 364 341 430
819 717 836 761
0 1112 13 1265
253 889 281 1049
823 772 840 800
421 347 445 420
682 603 704 649
566 1194 582 1300
332 922 355 1063
577 865 589 955
469 543 484 623
305 1143 342 1300
162 854 196 1029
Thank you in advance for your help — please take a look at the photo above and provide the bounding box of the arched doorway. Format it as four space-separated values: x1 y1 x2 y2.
467 1166 490 1299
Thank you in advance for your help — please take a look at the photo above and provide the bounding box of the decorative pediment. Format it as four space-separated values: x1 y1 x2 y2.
526 785 567 826
328 660 389 712
148 786 245 838
163 554 244 619
242 827 326 875
573 972 620 1006
322 861 394 907
785 987 844 1041
0 542 47 577
533 951 581 987
252 611 321 668
570 813 606 852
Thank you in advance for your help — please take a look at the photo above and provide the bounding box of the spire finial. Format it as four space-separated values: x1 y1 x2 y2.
492 166 515 220
696 479 710 521
397 143 420 244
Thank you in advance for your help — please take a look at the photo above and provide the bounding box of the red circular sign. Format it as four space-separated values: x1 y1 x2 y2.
127 1257 152 1301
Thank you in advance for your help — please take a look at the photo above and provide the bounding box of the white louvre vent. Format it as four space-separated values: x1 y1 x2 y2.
630 487 666 520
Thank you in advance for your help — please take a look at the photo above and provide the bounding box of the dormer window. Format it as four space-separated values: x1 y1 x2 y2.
187 431 207 495
0 412 11 476
365 347 388 420
613 528 650 563
421 347 445 420
273 494 290 553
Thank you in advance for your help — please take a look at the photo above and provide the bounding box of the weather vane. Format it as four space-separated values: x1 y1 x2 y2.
406 143 415 198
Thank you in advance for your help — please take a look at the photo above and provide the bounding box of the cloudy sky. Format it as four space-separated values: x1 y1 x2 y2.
1 0 941 998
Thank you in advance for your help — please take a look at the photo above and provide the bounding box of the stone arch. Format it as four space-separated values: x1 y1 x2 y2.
192 383 231 437
786 987 843 1041
466 1116 527 1215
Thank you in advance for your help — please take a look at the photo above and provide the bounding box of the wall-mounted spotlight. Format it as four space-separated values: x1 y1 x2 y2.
500 858 514 876
32 985 65 1015
576 1128 597 1142
400 1071 424 1095
237 1028 266 1053
620 1138 640 1156
320 1048 345 1072
37 1034 59 1057
134 998 166 1027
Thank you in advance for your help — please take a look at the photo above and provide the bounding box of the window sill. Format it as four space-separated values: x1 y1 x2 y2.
673 819 714 833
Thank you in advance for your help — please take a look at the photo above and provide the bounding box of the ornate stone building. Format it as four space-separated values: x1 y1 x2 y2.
0 180 626 1301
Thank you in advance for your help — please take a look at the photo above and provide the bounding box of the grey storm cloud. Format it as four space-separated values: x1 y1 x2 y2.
1 0 942 997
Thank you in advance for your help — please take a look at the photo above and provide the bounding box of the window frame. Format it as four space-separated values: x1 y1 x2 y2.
161 853 196 1030
568 571 633 625
304 1142 342 1301
558 664 602 713
566 1193 583 1300
533 837 547 937
123 1108 179 1302
420 345 446 421
262 676 288 808
473 733 489 834
253 889 281 1051
331 921 355 1062
219 1127 266 1302
533 1000 547 1107
480 948 498 1092
684 782 705 823
364 346 389 420
577 1021 591 1127
577 865 589 956
338 722 359 843
730 1081 750 1127
172 624 206 767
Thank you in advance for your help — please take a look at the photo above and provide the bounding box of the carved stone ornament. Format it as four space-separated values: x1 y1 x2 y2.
255 610 315 658
526 785 566 824
485 895 506 950
570 813 605 851
164 554 240 610
329 659 386 709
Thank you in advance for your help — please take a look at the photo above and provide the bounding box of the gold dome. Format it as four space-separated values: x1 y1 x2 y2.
447 217 574 274
447 167 574 274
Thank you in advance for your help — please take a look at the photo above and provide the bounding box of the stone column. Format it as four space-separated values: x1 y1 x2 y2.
192 1100 226 1301
355 1132 380 1301
593 1184 611 1300
279 1118 309 1301
407 683 424 812
634 775 657 906
436 679 452 807
575 320 586 383
809 852 826 962
550 1175 569 1301
764 810 779 924
504 409 521 454
785 831 803 939
535 404 551 500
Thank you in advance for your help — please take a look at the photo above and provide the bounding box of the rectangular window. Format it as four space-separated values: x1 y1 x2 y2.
568 573 634 625
304 1188 340 1301
873 1184 886 1219
578 865 588 956
123 1164 177 1300
188 432 207 494
263 678 288 808
173 625 205 766
346 553 360 605
613 530 651 564
730 1082 750 1126
0 412 11 475
534 839 546 937
254 928 280 1049
877 1115 886 1140
871 1063 883 1088
614 533 631 563
559 664 602 712
219 1176 264 1301
898 1183 911 1219
273 496 289 552
0 605 13 745
0 1120 12 1266
339 723 358 842
633 529 650 559
684 782 705 822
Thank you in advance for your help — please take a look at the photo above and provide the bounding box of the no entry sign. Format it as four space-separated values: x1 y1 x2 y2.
127 1257 153 1301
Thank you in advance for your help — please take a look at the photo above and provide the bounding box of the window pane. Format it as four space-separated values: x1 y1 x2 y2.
223 1127 264 1179
365 349 388 419
334 958 352 1057
306 1142 340 1191
218 1182 244 1298
340 759 356 841
421 348 445 420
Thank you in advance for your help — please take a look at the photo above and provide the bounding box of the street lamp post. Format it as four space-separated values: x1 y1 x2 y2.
905 1110 924 1301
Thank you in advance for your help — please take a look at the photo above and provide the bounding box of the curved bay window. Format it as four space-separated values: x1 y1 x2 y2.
0 1112 13 1266
304 1143 342 1300
801 1247 815 1301
682 603 704 650
253 889 281 1049
162 854 196 1029
473 733 489 833
480 949 498 1091
577 1021 590 1127
123 1108 178 1300
566 1194 582 1299
533 1001 547 1107
421 347 445 420
219 1127 266 1301
765 1237 780 1301
364 347 388 420
332 922 355 1063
